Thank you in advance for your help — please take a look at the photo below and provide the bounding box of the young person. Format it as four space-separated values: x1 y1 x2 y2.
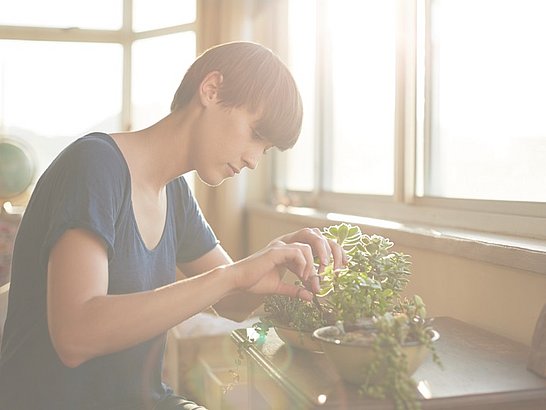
0 41 345 409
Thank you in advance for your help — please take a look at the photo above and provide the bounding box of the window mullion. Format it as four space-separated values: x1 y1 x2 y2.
121 0 133 131
414 0 426 197
316 0 333 200
394 0 418 204
416 0 433 197
0 25 122 43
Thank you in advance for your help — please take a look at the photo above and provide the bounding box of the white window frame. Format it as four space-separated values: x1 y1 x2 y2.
272 0 546 243
0 0 197 133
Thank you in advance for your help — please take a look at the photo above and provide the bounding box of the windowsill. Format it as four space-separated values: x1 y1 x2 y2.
248 203 546 275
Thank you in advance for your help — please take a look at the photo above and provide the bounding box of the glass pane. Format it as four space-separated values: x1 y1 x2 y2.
0 0 122 30
427 0 546 202
329 0 396 195
0 40 122 175
132 32 196 129
133 0 196 32
281 0 317 192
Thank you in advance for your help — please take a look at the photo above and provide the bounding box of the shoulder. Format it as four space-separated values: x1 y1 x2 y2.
59 133 128 179
36 133 129 201
169 175 192 201
169 175 200 224
67 133 125 165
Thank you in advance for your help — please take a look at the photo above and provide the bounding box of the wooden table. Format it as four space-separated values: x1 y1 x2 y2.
231 317 546 409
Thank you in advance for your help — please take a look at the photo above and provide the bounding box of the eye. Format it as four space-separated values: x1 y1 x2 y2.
251 129 262 140
251 127 273 154
263 144 275 155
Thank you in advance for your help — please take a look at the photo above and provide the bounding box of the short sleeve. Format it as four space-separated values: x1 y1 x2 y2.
172 177 218 264
40 135 127 264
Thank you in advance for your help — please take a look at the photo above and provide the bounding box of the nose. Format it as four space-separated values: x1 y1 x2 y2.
243 141 268 170
243 156 259 170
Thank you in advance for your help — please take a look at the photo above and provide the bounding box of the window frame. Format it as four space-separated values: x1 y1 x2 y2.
0 0 197 133
272 0 546 241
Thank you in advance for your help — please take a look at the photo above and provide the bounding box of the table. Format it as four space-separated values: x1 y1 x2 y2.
231 317 546 409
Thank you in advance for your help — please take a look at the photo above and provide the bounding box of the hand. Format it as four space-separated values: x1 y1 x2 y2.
272 227 347 291
229 240 319 301
228 227 347 301
273 227 347 270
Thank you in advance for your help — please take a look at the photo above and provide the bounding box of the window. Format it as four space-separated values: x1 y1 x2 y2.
278 0 546 239
328 1 396 195
132 32 196 130
0 40 123 172
424 0 546 203
0 0 196 178
0 0 122 30
133 0 196 32
281 0 395 195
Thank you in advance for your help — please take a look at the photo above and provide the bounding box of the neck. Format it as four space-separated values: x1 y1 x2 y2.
111 108 196 192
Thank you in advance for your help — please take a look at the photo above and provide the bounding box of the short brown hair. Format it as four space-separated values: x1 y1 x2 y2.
171 41 303 150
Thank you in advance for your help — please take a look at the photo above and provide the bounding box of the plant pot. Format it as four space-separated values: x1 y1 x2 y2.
313 325 439 384
274 325 323 352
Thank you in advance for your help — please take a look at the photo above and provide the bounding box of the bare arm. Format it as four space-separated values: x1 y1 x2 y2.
47 228 319 368
177 245 266 322
47 229 233 368
177 228 347 322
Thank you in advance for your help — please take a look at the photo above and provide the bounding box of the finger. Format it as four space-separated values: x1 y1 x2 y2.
306 230 345 273
272 244 309 283
285 242 316 283
304 272 321 293
327 238 347 270
310 229 332 273
279 282 313 301
280 228 331 269
293 228 330 272
311 228 331 266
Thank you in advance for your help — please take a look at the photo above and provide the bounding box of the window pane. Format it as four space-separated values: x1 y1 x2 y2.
0 0 122 30
285 0 395 195
0 40 122 174
427 0 546 202
329 0 396 195
281 0 317 192
133 0 196 32
132 32 196 129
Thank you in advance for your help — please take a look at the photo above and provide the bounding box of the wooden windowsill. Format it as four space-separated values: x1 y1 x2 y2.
247 203 546 275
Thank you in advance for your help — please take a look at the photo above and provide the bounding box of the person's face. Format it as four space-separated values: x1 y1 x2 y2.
193 102 273 187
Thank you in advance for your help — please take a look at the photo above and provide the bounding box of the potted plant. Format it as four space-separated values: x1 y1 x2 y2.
313 296 441 410
256 292 332 352
317 223 412 325
253 223 441 409
255 223 413 348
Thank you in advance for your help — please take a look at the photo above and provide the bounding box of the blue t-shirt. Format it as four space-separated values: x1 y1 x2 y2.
0 133 218 410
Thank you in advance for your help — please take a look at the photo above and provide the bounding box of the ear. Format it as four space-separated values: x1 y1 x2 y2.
199 71 223 107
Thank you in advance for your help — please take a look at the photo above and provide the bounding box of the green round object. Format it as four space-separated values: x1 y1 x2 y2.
0 139 35 200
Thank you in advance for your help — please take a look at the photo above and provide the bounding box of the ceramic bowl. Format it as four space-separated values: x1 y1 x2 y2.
313 325 439 384
274 325 323 352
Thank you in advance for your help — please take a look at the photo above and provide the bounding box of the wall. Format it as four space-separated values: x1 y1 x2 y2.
245 205 546 347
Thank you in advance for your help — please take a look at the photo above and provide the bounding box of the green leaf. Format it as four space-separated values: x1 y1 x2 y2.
337 223 349 244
